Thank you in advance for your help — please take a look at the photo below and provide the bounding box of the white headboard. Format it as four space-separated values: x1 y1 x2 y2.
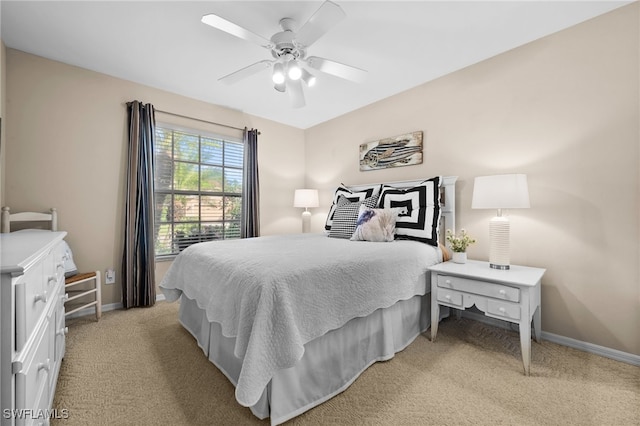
346 176 458 238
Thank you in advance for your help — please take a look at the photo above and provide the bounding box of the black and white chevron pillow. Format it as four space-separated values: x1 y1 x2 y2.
328 194 380 239
377 176 441 246
324 184 382 231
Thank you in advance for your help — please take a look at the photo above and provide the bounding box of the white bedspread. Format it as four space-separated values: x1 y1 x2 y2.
160 233 441 407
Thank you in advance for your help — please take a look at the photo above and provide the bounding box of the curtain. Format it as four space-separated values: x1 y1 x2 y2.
241 128 260 238
122 101 156 308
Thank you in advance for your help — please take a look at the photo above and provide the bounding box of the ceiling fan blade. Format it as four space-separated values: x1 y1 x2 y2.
294 0 346 48
202 14 273 49
286 79 305 108
218 60 273 85
305 56 367 84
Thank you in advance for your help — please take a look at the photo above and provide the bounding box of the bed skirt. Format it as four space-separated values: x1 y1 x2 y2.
178 293 443 425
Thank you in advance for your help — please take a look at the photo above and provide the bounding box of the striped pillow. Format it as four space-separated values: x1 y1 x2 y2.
377 176 441 246
328 194 379 239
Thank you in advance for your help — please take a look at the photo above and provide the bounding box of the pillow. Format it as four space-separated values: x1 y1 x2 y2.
328 194 379 239
325 184 382 231
377 176 442 246
14 229 78 276
62 240 79 277
350 206 397 242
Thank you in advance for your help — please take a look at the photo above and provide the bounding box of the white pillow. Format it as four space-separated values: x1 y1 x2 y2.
61 240 78 277
350 206 397 242
13 229 78 276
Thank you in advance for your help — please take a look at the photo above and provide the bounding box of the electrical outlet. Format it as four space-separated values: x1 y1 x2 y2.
105 269 116 284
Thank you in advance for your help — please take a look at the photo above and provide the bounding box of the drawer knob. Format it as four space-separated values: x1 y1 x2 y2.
34 291 48 304
37 359 51 373
499 290 506 295
57 327 69 336
445 279 452 285
445 295 451 300
63 293 70 302
48 275 57 284
499 307 506 313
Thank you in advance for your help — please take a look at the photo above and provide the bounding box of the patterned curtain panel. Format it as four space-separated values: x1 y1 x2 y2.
241 128 260 238
122 101 156 308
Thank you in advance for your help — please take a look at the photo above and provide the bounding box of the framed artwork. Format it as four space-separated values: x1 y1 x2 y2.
359 131 423 171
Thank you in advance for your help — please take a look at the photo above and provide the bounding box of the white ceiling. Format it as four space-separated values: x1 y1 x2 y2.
0 1 631 129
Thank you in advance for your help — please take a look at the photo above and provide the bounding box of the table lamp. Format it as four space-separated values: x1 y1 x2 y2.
294 189 319 233
471 174 530 270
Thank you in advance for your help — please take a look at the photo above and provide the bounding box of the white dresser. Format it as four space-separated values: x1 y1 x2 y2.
1 231 68 425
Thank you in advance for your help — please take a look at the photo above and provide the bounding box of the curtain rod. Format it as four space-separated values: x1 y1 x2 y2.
155 109 260 134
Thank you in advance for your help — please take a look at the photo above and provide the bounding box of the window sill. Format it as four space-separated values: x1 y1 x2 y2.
155 255 178 262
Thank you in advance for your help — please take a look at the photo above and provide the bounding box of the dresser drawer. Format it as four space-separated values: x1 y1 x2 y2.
436 288 464 308
44 244 65 293
437 275 520 302
15 243 65 352
16 261 48 352
14 323 51 423
54 289 67 364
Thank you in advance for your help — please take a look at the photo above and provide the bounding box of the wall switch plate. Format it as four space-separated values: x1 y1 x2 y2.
105 269 116 284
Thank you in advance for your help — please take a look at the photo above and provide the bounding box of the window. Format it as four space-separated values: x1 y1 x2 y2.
154 125 243 257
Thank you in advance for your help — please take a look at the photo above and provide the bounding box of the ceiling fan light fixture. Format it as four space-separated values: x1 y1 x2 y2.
287 60 302 81
203 0 366 108
301 68 316 87
272 62 285 84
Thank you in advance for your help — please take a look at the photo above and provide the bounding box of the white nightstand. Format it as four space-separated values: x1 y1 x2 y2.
428 259 545 375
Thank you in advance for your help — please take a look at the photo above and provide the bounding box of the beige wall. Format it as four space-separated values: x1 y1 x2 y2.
5 50 305 306
1 39 6 206
305 5 639 355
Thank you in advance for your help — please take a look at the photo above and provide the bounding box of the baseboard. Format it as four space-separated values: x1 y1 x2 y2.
65 293 166 320
460 311 640 367
541 331 640 366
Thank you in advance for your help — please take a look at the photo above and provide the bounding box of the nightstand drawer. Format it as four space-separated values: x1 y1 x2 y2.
436 289 464 308
437 275 520 302
487 299 521 320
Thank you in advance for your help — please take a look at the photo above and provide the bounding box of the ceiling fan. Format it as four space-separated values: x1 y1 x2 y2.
201 0 367 108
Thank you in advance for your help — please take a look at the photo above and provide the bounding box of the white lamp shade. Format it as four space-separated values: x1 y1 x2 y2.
294 189 319 208
471 174 530 209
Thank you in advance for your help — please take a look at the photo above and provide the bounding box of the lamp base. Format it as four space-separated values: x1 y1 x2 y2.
489 215 510 270
490 263 510 270
301 210 311 233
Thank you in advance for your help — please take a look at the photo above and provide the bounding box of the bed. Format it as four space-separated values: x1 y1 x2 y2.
160 176 457 424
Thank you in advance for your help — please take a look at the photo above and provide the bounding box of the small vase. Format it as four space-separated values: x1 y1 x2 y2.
452 251 467 264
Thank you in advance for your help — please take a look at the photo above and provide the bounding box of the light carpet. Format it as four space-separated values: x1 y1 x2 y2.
52 301 639 425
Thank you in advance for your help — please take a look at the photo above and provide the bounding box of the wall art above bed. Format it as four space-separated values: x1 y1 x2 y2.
359 131 423 171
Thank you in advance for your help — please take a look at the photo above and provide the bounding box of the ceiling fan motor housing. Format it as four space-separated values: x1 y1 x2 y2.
270 18 305 60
